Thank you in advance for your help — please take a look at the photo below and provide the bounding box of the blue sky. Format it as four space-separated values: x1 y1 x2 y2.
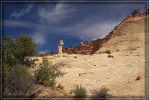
3 1 145 53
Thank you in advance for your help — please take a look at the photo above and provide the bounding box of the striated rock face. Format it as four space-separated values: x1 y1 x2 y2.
63 13 147 54
97 14 146 54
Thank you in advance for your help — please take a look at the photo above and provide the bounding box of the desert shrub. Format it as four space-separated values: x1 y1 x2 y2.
2 35 37 97
4 64 34 97
73 84 87 99
92 86 109 100
107 54 114 58
3 35 37 66
2 35 37 95
74 56 77 58
131 9 140 16
105 50 111 54
57 84 64 89
3 36 16 66
116 49 119 52
35 57 63 87
2 64 10 93
15 35 37 64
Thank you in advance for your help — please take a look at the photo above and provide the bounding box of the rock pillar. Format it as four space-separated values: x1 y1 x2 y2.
58 40 64 55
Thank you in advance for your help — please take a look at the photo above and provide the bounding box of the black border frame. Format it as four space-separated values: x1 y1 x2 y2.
0 0 149 100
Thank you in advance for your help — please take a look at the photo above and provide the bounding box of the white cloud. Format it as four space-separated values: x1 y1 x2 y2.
32 33 46 45
4 19 120 43
10 4 33 18
4 19 38 28
38 50 49 54
38 3 74 23
4 20 47 45
5 3 122 45
78 20 120 40
58 19 120 40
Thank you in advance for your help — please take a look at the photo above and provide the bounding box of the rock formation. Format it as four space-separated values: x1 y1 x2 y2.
63 10 148 55
58 40 64 56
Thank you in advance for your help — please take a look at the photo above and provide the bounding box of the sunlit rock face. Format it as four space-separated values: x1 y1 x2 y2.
58 40 64 54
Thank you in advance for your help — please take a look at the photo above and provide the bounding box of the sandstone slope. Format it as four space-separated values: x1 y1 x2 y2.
34 15 147 97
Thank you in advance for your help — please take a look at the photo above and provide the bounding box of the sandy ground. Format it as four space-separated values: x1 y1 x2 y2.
34 48 144 96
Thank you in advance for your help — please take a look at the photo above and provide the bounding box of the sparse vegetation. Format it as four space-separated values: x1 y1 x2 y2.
73 84 87 99
35 57 63 87
4 65 34 97
92 86 109 100
105 50 111 54
2 35 37 97
116 49 119 52
131 9 141 17
74 56 77 58
107 54 114 58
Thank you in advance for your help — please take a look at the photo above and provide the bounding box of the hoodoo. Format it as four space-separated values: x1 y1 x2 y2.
58 40 64 56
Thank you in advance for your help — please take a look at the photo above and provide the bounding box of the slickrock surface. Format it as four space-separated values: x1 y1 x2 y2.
33 15 146 96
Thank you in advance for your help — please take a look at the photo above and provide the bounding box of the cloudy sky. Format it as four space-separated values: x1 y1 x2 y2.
3 1 145 53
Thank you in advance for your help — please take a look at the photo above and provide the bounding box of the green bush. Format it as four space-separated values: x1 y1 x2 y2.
3 36 16 66
2 64 10 92
3 35 37 66
35 57 63 87
4 64 34 97
2 35 37 97
92 86 109 100
73 84 87 99
15 34 37 65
